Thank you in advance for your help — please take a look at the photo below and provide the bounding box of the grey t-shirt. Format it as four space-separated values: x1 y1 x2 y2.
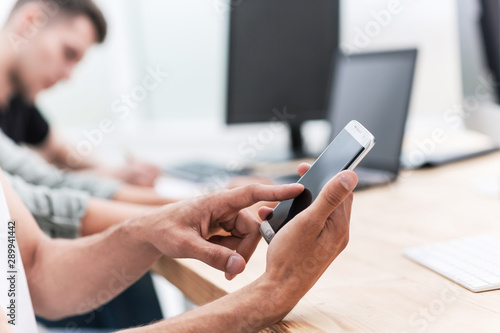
0 130 120 198
4 173 90 238
0 130 122 238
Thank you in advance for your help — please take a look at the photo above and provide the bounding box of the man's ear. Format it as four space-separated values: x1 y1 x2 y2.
9 3 50 39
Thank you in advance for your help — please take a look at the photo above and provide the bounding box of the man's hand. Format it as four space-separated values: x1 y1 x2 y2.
141 183 304 280
259 163 357 315
122 164 358 333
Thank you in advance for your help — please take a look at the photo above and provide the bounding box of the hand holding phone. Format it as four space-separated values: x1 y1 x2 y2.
260 120 375 243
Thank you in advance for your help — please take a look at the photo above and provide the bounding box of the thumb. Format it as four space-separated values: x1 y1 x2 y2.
189 237 246 275
308 171 357 221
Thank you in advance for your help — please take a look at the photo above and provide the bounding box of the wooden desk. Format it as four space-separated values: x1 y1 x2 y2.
154 153 500 332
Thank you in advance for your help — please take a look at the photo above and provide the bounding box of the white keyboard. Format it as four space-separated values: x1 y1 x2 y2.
403 235 500 292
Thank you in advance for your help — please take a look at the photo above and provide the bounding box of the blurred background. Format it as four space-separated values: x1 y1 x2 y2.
3 0 500 324
0 0 465 168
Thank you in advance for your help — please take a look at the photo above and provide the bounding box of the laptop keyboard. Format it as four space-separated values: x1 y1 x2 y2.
166 162 248 183
403 235 500 292
166 162 395 190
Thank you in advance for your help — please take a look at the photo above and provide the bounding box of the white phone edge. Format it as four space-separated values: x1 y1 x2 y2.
260 120 375 244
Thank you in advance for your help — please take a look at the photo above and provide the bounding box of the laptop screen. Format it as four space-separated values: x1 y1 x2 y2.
329 49 417 175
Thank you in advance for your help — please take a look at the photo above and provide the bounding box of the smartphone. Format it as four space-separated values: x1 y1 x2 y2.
260 120 375 244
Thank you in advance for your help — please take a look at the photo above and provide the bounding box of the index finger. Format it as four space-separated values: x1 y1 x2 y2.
213 183 305 213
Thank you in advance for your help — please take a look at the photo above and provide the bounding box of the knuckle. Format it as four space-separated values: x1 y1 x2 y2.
177 233 190 247
339 214 351 233
219 188 233 198
205 246 224 267
324 188 345 208
246 183 260 192
247 183 263 201
197 193 214 208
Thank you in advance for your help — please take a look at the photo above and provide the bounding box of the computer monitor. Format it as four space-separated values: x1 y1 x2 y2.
456 0 500 144
458 0 499 104
226 0 340 157
479 0 500 102
329 50 417 176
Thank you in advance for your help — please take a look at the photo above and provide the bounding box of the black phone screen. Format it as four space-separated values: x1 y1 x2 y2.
266 129 364 232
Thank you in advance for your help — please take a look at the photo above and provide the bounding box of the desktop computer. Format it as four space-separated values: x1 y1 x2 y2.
458 0 500 144
478 0 500 103
401 0 499 169
167 0 340 181
404 2 500 290
226 0 340 158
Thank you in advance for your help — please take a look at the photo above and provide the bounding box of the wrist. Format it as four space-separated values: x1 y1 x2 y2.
121 211 163 259
252 275 299 323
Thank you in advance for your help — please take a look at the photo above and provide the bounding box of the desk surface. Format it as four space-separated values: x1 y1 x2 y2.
154 152 500 332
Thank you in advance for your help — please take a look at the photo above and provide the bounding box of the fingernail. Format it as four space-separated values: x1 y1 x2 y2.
339 173 357 191
226 255 243 274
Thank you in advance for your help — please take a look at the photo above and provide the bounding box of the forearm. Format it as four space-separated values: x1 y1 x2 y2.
36 130 99 170
123 276 293 333
80 198 157 236
29 216 162 320
113 184 175 206
51 146 98 170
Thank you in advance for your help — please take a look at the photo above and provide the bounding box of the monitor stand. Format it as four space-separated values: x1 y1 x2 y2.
248 122 318 164
290 123 315 159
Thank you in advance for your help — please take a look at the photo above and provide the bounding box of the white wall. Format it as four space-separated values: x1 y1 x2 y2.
341 0 462 129
1 0 463 131
138 0 228 122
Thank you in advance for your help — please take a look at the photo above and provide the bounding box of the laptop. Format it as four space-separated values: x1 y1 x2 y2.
328 49 418 189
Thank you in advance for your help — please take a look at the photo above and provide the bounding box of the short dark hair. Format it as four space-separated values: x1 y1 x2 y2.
11 0 107 43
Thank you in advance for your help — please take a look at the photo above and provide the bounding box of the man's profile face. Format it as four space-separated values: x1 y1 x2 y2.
12 11 97 102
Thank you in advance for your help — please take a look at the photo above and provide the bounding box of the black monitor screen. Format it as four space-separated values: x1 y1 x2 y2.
329 50 417 175
480 0 500 102
226 0 339 124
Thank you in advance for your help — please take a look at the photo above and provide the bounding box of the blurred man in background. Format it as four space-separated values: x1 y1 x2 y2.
0 0 160 187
